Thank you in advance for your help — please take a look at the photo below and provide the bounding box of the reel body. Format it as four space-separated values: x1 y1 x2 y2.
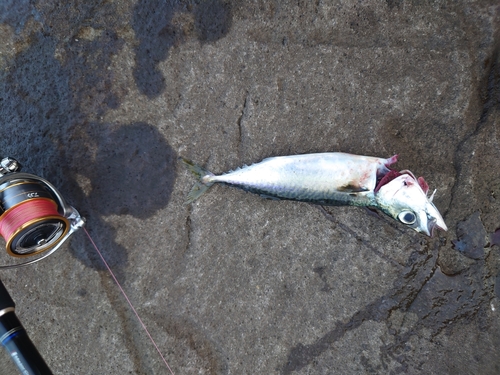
0 157 84 268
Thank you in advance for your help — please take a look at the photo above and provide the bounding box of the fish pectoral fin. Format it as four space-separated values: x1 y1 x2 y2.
337 183 369 193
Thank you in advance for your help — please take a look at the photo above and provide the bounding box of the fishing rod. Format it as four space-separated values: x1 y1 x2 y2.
0 279 53 374
0 156 84 374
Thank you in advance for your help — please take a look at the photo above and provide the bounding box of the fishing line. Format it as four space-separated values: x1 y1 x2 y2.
0 157 174 373
83 227 175 375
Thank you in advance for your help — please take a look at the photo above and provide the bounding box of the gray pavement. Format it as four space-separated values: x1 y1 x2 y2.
0 1 499 374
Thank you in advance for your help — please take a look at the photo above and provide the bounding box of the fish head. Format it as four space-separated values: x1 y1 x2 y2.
375 173 447 236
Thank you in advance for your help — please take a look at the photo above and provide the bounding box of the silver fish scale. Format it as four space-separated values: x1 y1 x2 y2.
208 154 379 206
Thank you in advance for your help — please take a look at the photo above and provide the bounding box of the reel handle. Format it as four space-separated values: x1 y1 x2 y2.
0 279 53 374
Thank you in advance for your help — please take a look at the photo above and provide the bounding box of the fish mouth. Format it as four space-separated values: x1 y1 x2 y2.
426 219 447 237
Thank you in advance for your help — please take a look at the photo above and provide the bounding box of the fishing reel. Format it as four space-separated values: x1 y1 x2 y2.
0 157 84 269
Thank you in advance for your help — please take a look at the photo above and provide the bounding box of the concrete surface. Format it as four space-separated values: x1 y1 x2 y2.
0 0 499 374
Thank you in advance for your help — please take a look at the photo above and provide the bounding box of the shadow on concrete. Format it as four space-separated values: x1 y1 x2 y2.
0 24 176 278
1 3 230 371
132 0 232 98
66 122 177 274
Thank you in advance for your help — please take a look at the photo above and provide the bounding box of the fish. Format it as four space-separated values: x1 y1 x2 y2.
181 152 447 236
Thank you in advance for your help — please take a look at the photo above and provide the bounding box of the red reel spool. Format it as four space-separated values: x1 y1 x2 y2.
0 160 84 267
0 198 69 257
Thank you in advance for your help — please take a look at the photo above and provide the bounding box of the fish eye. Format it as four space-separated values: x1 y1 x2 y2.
398 211 416 225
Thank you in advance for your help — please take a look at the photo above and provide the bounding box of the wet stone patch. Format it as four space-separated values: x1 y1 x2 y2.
0 1 499 374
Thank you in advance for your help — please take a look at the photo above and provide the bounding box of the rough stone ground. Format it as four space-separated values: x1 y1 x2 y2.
0 1 499 374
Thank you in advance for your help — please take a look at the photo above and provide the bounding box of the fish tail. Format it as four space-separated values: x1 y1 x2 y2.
180 157 215 204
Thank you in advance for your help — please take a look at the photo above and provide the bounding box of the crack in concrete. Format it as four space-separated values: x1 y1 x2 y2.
280 217 439 373
317 205 407 269
185 206 193 255
383 259 490 371
445 42 500 219
237 92 250 160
